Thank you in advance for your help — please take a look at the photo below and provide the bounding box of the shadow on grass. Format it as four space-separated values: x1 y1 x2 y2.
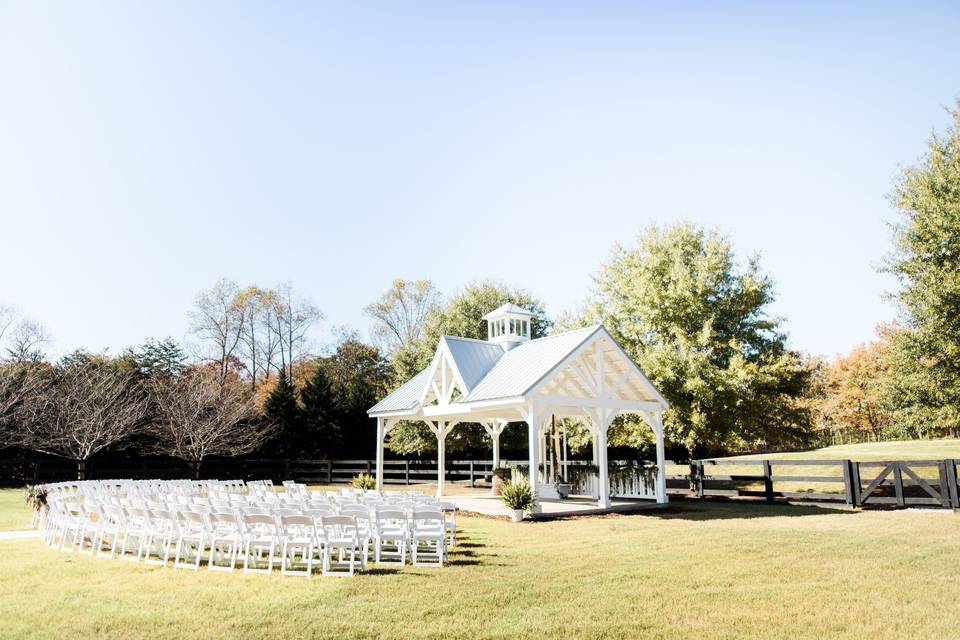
537 498 856 523
644 498 855 522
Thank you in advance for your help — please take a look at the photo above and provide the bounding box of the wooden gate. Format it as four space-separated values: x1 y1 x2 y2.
855 461 958 507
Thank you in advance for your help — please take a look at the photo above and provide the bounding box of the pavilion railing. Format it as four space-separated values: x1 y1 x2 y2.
510 460 658 499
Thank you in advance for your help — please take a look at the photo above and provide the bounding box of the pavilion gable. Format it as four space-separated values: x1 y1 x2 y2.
418 336 503 407
529 327 668 414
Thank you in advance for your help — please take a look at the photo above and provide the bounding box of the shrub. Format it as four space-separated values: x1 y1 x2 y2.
351 472 377 490
24 485 47 510
500 479 536 511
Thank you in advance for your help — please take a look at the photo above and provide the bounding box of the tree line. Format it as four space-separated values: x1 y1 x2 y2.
1 102 958 477
813 104 960 444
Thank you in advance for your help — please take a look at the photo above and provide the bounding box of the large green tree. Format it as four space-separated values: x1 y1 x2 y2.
883 104 960 435
383 281 549 456
584 222 815 455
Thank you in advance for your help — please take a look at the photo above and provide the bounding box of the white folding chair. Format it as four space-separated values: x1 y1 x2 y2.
241 514 278 574
411 507 445 567
208 512 241 572
143 509 177 566
97 505 126 559
174 511 208 571
320 515 363 576
279 515 319 577
438 501 458 549
120 507 150 562
374 507 408 566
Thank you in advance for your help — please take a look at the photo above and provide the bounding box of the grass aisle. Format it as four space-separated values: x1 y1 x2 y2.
0 489 32 531
1 501 958 639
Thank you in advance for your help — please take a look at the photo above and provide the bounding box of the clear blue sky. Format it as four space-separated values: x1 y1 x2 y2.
1 2 958 360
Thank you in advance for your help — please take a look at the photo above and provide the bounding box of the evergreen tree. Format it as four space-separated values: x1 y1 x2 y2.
263 369 302 456
299 363 340 457
127 337 187 378
321 338 391 457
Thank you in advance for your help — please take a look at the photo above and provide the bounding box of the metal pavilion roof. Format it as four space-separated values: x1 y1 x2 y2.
480 302 537 320
368 324 651 416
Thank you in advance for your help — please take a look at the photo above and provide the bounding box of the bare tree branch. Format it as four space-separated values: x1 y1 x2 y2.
14 359 152 478
364 279 440 355
150 367 274 477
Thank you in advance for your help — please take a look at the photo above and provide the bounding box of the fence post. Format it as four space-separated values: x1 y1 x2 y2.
893 463 905 507
326 460 333 485
842 460 856 507
695 460 704 498
405 460 410 485
945 459 959 509
469 460 475 488
366 460 373 476
938 462 950 507
852 461 862 506
762 460 774 503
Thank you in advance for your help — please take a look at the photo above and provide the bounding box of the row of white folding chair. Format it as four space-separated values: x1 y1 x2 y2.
46 506 448 573
43 499 365 576
334 498 457 549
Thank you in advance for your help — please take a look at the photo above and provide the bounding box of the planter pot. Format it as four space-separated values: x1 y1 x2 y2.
510 509 525 522
556 483 572 499
492 468 511 496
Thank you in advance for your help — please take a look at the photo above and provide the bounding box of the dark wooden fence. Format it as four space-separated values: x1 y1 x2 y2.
0 455 500 488
668 458 960 509
8 453 960 510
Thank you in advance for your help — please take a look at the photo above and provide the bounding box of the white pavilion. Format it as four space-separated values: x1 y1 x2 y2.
367 303 670 511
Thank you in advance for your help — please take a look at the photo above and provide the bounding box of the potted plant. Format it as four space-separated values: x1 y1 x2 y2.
555 481 573 499
351 472 377 491
491 466 512 496
500 479 536 522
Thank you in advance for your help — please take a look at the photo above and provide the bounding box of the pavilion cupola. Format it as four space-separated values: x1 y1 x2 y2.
481 303 536 351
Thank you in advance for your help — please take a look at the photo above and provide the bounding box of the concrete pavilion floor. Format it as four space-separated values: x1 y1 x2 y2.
446 493 668 520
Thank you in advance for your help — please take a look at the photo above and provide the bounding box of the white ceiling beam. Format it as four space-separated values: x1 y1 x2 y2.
535 394 663 412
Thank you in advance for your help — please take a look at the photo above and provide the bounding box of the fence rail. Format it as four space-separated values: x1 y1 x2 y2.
6 454 959 510
0 456 503 488
668 458 960 509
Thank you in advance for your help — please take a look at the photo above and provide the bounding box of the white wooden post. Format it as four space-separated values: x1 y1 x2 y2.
483 420 506 470
436 421 447 499
525 405 540 510
589 408 614 509
484 420 507 496
650 411 668 504
540 431 547 483
551 418 562 485
561 426 568 482
375 417 385 491
596 425 611 509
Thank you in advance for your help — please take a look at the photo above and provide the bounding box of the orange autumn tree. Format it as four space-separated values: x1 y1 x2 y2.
822 335 893 438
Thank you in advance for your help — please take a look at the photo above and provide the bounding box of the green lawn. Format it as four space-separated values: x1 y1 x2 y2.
664 438 960 496
1 500 958 639
724 438 960 462
0 488 32 531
